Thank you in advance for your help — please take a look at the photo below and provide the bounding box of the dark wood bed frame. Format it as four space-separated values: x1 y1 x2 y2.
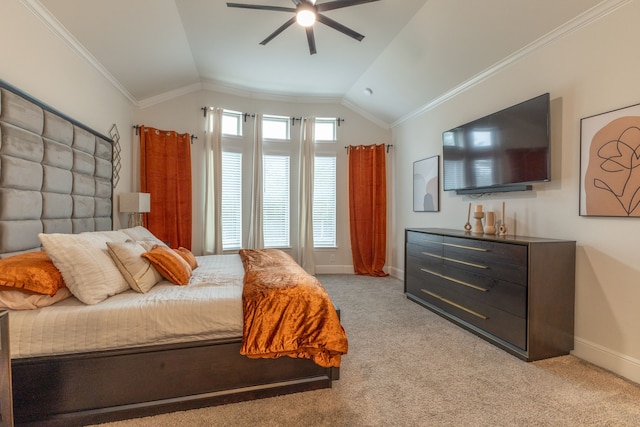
12 334 339 427
0 81 341 427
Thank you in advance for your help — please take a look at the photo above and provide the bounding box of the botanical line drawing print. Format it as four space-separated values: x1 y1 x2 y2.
584 116 640 217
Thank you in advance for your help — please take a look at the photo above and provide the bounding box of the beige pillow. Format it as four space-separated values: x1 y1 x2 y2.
39 232 130 305
0 287 72 310
106 241 163 293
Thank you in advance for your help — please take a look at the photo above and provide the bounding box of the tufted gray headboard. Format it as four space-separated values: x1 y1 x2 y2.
0 81 113 257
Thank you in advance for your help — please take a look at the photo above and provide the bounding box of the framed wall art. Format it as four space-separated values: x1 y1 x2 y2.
413 155 439 212
580 102 640 217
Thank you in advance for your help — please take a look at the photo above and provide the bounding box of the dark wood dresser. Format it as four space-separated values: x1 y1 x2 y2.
404 228 576 361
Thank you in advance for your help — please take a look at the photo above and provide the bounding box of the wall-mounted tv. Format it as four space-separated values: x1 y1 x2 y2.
442 93 550 195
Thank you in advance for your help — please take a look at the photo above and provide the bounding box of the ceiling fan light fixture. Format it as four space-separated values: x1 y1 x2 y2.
296 9 316 27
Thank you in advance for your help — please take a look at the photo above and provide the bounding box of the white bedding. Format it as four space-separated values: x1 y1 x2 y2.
8 254 245 358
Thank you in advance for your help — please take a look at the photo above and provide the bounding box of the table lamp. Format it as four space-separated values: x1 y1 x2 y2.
119 192 151 228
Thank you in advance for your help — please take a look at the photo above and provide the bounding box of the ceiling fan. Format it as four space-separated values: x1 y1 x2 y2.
226 0 380 55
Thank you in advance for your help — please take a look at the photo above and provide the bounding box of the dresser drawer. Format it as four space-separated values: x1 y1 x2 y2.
443 236 527 266
406 243 443 271
406 231 443 253
412 285 527 350
413 264 527 318
442 237 527 285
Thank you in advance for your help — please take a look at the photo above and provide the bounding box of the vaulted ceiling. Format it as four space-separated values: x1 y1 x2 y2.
34 0 604 125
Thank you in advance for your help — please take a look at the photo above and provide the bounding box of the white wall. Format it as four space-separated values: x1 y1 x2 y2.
0 0 134 229
391 1 640 383
133 89 391 265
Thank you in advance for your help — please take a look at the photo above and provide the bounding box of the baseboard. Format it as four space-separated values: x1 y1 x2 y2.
387 266 403 280
315 265 404 277
572 337 640 385
315 265 354 274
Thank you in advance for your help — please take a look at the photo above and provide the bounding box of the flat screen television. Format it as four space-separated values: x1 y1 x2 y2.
442 93 550 194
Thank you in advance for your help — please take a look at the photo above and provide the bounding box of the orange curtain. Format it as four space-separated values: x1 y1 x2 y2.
140 126 192 250
348 144 388 277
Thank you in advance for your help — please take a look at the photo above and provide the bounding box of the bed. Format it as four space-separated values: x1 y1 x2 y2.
0 81 346 427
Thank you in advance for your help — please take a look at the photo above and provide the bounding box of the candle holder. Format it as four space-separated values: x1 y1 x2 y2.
473 211 484 234
499 201 507 236
485 211 496 235
464 202 472 232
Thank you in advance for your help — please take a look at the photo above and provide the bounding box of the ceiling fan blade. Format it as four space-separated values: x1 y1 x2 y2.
226 3 295 12
316 13 364 41
317 0 380 12
260 17 297 45
306 27 317 55
291 0 300 5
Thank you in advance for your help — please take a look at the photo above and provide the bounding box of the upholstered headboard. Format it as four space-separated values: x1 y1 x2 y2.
0 81 113 257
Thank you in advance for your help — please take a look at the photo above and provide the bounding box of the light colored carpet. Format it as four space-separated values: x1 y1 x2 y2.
93 274 640 426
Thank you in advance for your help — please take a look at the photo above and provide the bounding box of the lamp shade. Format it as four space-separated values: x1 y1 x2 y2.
119 193 151 213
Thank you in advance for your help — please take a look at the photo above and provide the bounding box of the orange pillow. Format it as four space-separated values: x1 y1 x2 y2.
141 245 192 286
0 251 65 296
175 247 198 270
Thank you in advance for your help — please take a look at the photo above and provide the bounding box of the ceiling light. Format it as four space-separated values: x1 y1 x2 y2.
296 9 316 27
363 88 373 96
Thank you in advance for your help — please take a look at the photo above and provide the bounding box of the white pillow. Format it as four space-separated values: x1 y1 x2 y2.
120 226 167 247
106 241 163 293
39 233 130 304
82 230 131 243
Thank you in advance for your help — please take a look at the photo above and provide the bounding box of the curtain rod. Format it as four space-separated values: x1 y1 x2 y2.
133 125 198 144
345 144 393 154
201 106 256 122
202 107 344 126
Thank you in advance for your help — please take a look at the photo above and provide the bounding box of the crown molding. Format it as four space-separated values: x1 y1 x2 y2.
392 0 632 128
340 99 390 130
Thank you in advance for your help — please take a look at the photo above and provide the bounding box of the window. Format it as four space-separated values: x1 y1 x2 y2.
221 151 242 250
222 110 242 136
263 115 290 140
263 155 290 247
313 156 336 247
315 118 337 142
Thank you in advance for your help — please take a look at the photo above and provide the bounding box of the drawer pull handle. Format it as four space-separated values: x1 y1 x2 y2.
421 252 488 269
443 242 488 252
420 268 488 292
421 251 443 259
442 257 488 269
421 289 489 320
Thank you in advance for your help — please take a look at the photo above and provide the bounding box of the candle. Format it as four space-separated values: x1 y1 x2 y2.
475 204 483 212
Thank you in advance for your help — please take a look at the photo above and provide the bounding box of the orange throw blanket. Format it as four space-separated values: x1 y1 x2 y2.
239 249 348 368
